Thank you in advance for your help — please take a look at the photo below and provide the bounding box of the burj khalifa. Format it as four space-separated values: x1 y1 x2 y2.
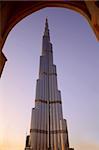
25 18 74 150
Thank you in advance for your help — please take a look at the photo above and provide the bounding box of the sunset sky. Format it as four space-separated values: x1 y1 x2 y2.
0 7 99 150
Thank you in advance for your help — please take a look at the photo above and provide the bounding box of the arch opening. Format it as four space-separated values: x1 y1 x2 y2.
0 7 99 150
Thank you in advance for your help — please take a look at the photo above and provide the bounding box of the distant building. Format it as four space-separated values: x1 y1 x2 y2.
25 19 74 150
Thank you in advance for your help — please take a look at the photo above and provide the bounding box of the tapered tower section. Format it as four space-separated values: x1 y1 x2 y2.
25 19 74 150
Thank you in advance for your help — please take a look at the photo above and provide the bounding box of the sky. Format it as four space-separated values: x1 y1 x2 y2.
0 7 99 150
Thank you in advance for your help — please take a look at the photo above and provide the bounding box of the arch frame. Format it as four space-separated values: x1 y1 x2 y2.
0 1 99 77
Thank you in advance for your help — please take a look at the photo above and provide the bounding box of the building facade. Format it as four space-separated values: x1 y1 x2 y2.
25 19 74 150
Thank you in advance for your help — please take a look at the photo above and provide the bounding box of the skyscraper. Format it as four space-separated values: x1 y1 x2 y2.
25 19 74 150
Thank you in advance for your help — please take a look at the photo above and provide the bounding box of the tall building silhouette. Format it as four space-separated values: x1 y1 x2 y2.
25 19 74 150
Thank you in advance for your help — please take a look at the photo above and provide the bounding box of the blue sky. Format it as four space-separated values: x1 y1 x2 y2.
0 7 99 150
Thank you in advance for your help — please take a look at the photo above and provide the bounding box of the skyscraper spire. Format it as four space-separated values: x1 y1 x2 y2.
42 18 51 55
44 18 50 37
25 19 74 150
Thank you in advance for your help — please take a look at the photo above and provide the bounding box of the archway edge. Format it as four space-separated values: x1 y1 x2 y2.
1 1 99 50
0 1 99 77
